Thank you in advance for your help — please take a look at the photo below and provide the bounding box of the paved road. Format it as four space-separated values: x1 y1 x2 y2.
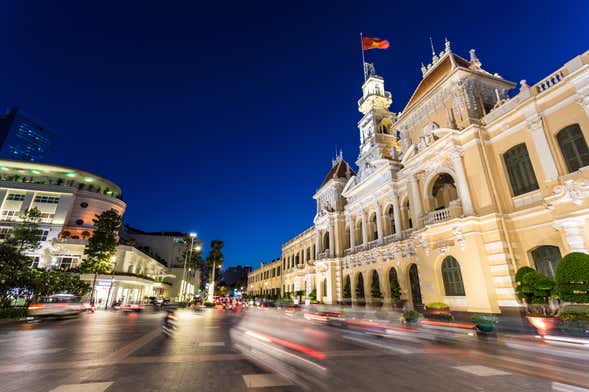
0 308 588 391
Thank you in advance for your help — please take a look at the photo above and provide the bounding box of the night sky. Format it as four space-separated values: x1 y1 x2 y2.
0 1 586 267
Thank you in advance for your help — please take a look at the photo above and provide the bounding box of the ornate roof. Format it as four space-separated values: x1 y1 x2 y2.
319 155 355 188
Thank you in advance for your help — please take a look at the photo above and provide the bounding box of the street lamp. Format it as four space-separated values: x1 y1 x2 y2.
180 232 196 303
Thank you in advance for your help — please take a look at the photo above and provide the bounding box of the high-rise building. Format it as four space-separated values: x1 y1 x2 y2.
0 107 52 162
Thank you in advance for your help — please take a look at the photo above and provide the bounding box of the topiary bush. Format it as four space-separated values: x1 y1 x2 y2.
403 310 420 323
204 301 215 308
554 252 589 304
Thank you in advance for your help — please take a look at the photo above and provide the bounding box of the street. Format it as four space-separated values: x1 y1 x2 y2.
0 308 588 391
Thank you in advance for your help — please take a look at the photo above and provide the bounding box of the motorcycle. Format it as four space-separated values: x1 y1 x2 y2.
162 310 177 336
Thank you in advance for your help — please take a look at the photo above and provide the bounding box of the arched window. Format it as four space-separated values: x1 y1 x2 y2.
386 205 395 235
355 273 365 299
503 143 539 196
323 232 330 252
306 248 311 261
355 219 363 244
322 279 327 298
557 124 589 173
370 213 378 240
344 226 351 250
441 256 465 296
531 245 562 278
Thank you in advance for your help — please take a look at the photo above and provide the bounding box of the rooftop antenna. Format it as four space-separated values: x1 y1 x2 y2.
429 37 435 57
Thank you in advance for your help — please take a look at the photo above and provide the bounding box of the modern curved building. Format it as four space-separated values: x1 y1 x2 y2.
0 159 170 304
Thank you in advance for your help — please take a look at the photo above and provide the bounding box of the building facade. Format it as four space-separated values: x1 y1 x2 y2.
251 46 589 314
0 107 52 162
247 259 282 297
0 159 171 303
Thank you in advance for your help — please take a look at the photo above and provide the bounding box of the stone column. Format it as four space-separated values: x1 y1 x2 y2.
315 233 321 256
328 224 335 258
347 217 355 249
528 115 559 182
554 218 587 253
375 202 383 241
409 176 423 227
449 149 474 216
392 192 402 236
361 210 368 245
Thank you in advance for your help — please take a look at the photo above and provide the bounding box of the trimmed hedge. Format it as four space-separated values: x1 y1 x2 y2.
0 307 28 319
555 252 589 303
425 302 450 310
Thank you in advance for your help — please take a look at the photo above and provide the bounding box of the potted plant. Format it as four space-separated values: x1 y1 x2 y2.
402 310 420 324
471 314 497 333
424 302 453 321
515 266 557 335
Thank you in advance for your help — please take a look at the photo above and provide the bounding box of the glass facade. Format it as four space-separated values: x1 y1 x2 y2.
0 107 52 162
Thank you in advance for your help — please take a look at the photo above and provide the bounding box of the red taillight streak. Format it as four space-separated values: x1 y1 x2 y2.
346 319 418 333
251 330 326 360
420 320 476 329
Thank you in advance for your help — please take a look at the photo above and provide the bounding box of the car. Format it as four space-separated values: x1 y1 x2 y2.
28 294 85 318
120 303 144 312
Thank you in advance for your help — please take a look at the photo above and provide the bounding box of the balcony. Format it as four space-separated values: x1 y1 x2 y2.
424 200 462 226
318 251 329 260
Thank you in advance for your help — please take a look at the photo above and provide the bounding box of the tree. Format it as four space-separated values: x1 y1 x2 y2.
370 271 382 299
555 252 589 303
390 278 401 303
79 209 122 303
205 240 224 282
356 274 365 299
6 208 43 254
0 243 32 307
343 276 351 301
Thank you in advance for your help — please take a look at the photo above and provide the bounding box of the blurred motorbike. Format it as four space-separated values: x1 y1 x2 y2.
162 309 177 336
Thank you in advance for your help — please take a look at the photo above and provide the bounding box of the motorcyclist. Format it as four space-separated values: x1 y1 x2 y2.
162 306 177 336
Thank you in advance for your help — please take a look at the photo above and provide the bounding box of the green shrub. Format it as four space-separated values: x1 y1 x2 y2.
471 314 497 326
425 302 449 310
515 267 554 305
555 252 589 303
0 307 28 319
403 310 420 322
204 301 215 308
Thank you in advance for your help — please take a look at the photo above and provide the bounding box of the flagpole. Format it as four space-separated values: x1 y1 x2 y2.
360 32 366 82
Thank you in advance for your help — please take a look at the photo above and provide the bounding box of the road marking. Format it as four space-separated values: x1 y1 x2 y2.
29 348 65 355
104 329 161 362
553 382 589 391
199 342 225 347
454 365 510 376
205 326 219 329
49 382 113 392
242 374 292 388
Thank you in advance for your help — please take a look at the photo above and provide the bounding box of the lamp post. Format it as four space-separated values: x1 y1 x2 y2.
180 232 196 302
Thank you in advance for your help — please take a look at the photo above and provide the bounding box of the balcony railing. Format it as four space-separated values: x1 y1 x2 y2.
318 251 329 260
536 69 566 93
424 200 463 226
401 228 414 240
424 207 451 225
367 239 381 249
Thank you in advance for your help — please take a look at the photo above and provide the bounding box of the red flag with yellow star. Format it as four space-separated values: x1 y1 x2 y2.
361 36 390 50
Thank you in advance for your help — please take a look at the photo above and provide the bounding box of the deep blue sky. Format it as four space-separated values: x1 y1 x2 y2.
0 1 586 267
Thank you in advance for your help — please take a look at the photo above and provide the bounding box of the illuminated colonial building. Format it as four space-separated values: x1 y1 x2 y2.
252 45 589 314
